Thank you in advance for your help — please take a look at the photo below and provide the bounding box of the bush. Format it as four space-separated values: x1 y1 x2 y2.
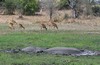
4 0 39 15
92 5 100 16
20 0 39 15
4 0 16 15
58 0 69 9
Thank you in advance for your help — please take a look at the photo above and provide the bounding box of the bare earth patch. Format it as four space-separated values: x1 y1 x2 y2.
0 13 100 32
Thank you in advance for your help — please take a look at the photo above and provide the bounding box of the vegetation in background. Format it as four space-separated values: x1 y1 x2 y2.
92 5 100 16
4 0 16 14
59 0 69 9
4 0 39 15
20 0 39 15
2 0 100 17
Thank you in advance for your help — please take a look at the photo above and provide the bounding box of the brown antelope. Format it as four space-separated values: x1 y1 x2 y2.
40 23 47 30
11 19 25 29
6 18 17 29
7 18 17 24
47 21 58 29
18 23 25 29
8 22 14 29
51 22 58 29
11 19 17 24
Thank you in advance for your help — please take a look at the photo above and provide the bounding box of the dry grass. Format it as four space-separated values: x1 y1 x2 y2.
0 10 100 32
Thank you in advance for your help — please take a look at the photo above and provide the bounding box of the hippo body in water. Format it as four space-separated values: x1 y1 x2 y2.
21 46 46 53
44 47 82 55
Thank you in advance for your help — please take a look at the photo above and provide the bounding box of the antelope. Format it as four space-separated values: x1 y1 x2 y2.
7 18 17 24
11 19 17 24
8 22 14 29
18 23 25 29
40 23 47 30
47 21 58 29
11 19 25 29
6 20 13 29
6 18 17 29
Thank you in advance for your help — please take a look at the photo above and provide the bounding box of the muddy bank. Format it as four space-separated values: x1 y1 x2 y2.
0 46 100 56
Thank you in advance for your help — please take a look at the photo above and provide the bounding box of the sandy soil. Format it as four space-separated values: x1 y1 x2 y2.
0 10 100 31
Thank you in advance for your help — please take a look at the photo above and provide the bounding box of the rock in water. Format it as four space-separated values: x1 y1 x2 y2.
21 46 46 53
44 47 81 55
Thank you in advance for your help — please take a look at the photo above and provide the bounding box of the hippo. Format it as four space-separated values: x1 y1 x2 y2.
21 46 46 53
44 47 81 55
95 51 100 56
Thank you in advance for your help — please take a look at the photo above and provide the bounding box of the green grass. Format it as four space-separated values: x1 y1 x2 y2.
0 31 100 65
0 53 100 65
0 31 100 50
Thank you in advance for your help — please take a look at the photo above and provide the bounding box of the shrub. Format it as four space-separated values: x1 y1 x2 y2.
20 0 39 15
58 0 69 9
4 0 39 15
4 0 16 15
92 5 100 16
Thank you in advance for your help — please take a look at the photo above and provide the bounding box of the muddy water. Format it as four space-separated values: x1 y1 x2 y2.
0 47 100 56
72 50 100 56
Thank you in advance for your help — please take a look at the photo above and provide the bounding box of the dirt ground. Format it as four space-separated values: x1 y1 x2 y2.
0 10 100 31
